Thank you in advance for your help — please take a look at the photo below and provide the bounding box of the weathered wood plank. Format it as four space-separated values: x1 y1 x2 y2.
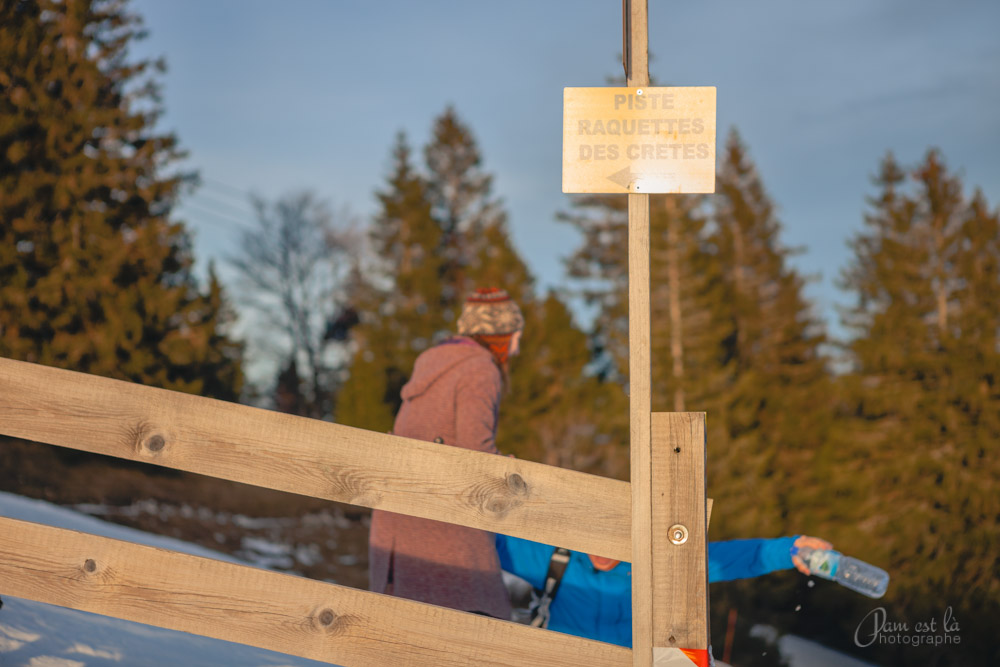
0 517 630 666
624 0 649 88
651 413 709 660
629 186 654 667
0 357 630 560
626 1 652 663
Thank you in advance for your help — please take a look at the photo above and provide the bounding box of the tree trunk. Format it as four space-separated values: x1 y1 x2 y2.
665 199 686 412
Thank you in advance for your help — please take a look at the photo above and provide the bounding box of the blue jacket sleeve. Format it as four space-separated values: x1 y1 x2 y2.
708 536 799 582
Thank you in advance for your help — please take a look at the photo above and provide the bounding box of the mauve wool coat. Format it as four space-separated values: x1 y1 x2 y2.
368 338 513 620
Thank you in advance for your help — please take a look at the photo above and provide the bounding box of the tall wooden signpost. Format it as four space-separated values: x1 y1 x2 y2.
562 2 716 665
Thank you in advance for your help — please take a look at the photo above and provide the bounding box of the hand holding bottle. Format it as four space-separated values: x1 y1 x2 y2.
790 535 833 575
791 537 890 599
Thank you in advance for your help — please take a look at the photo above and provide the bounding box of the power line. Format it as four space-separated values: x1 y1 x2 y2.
182 202 256 232
199 177 255 202
189 191 255 221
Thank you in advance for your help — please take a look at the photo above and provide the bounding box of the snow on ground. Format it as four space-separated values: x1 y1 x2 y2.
0 596 328 667
0 493 244 564
0 491 881 667
0 491 332 667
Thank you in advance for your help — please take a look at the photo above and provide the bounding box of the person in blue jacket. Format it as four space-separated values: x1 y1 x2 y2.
495 533 831 647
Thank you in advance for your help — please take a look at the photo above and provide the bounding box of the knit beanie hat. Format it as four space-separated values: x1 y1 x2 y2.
456 287 524 336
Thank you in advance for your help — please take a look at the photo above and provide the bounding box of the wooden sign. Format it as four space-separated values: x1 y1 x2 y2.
562 86 716 194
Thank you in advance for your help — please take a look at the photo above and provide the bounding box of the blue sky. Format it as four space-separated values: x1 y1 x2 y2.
131 0 1000 337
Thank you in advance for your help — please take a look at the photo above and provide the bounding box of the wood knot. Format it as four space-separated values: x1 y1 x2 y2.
506 473 527 494
325 469 382 507
668 635 677 644
84 559 97 573
311 608 354 636
123 422 170 457
469 472 530 520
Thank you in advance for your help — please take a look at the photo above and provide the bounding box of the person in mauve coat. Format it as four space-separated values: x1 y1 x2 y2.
369 287 524 619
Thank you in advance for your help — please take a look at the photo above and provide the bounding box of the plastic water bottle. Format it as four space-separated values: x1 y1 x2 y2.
794 546 889 599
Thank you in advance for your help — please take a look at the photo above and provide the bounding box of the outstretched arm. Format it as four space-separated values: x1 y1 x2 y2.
709 535 833 582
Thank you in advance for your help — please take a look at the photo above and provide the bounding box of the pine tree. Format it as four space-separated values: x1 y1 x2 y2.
649 195 730 416
838 150 1000 659
0 0 243 400
707 130 830 540
466 212 535 302
337 133 445 432
560 191 630 383
559 185 723 474
196 263 245 399
840 152 946 421
953 190 1000 428
380 136 449 349
503 292 630 478
424 106 508 323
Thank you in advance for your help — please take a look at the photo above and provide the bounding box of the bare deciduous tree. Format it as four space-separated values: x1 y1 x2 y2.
229 191 358 418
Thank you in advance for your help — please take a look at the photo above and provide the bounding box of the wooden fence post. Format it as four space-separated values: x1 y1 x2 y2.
625 0 654 663
626 2 710 665
650 413 710 666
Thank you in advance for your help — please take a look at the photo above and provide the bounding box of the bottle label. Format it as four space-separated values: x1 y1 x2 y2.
808 550 839 577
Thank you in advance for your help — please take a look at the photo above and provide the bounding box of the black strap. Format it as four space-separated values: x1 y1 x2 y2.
529 547 571 628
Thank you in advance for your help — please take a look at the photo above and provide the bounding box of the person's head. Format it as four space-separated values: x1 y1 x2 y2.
456 287 524 372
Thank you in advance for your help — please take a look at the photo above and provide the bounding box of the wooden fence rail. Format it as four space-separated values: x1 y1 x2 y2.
0 357 630 560
0 516 630 666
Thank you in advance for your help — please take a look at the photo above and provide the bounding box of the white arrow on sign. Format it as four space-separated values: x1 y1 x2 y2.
607 166 682 193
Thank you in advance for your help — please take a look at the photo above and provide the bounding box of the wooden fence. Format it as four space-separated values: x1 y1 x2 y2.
0 357 709 666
